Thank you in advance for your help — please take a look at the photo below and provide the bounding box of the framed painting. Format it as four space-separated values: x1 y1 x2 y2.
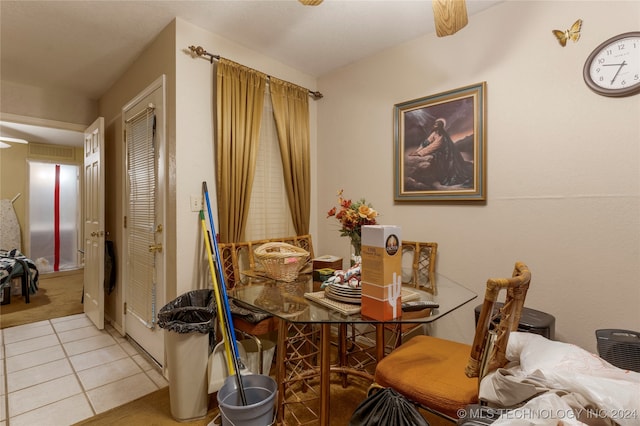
394 82 486 201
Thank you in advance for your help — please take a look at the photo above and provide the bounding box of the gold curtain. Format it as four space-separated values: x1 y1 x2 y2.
269 77 311 235
216 58 267 242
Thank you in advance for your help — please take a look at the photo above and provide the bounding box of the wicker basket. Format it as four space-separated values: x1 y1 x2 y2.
254 242 309 282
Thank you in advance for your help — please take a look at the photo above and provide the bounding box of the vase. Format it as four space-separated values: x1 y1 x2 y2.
351 240 361 257
350 234 362 266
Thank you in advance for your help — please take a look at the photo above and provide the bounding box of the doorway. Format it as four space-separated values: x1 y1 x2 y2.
28 161 81 272
122 76 166 366
0 116 86 328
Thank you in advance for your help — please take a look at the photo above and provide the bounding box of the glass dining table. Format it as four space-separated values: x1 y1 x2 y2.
229 273 477 425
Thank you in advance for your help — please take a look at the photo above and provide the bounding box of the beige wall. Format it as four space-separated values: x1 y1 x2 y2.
316 0 640 352
97 20 177 327
0 144 30 249
0 83 94 257
1 81 97 125
173 17 319 297
96 17 319 331
1 1 637 355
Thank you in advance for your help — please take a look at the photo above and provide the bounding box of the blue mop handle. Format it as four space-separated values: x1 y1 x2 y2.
202 181 241 359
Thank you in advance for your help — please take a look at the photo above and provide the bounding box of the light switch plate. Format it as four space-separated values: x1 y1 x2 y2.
190 195 202 212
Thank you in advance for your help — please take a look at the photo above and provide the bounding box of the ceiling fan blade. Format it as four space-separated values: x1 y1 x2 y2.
432 0 469 37
298 0 323 5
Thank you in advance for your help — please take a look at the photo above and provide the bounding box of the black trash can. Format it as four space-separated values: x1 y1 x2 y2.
474 302 555 340
158 289 217 421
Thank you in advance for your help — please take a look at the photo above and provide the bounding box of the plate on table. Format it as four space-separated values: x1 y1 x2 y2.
325 285 361 304
327 282 361 295
324 291 361 304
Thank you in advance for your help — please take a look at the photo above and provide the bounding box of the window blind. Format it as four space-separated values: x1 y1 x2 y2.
244 88 295 240
125 106 157 328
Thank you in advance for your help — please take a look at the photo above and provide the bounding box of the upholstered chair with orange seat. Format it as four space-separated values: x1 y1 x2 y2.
373 261 531 421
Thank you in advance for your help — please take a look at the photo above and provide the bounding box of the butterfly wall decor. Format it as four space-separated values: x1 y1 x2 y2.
553 19 583 47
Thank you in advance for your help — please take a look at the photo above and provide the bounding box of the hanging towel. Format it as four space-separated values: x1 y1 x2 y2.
0 199 21 251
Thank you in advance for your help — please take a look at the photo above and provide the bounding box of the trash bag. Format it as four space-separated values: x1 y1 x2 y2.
349 387 429 426
228 298 272 324
157 289 216 334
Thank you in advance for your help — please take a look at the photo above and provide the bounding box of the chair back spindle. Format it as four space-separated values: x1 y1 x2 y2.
401 241 437 294
465 261 531 377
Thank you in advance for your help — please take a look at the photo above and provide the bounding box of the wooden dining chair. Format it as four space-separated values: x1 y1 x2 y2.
218 242 242 288
339 241 439 373
401 241 438 294
385 241 439 350
217 241 278 374
217 235 314 373
373 261 531 421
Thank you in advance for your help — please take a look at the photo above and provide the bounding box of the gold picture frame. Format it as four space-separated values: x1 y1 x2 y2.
394 82 486 201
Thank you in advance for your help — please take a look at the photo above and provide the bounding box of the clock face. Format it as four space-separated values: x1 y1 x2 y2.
583 32 640 97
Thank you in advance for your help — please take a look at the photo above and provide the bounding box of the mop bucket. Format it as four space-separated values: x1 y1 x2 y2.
217 374 277 426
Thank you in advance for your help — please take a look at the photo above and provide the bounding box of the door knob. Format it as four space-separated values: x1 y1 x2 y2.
148 244 163 253
90 231 97 237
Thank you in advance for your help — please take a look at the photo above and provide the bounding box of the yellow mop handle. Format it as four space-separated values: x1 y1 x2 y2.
200 211 235 375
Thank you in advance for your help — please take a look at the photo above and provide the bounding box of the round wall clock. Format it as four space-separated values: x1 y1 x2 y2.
583 31 640 97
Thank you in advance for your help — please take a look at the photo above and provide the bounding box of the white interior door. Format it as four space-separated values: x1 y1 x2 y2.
83 117 105 329
123 78 165 365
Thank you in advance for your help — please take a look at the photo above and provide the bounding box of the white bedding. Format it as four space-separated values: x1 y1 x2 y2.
480 332 640 426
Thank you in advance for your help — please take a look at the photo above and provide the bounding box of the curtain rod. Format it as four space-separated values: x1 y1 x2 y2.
188 45 323 100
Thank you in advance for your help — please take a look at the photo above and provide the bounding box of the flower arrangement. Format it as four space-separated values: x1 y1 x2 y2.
326 189 378 256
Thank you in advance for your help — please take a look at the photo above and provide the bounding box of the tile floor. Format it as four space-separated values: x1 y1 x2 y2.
0 313 168 425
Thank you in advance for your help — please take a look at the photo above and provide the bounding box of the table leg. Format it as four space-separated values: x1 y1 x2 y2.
375 324 385 362
276 319 287 424
320 323 331 426
338 323 348 387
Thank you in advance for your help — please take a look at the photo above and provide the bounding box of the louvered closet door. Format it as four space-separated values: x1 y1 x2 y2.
123 78 165 365
126 107 156 326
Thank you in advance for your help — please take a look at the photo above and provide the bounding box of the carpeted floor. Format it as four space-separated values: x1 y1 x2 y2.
0 268 84 329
